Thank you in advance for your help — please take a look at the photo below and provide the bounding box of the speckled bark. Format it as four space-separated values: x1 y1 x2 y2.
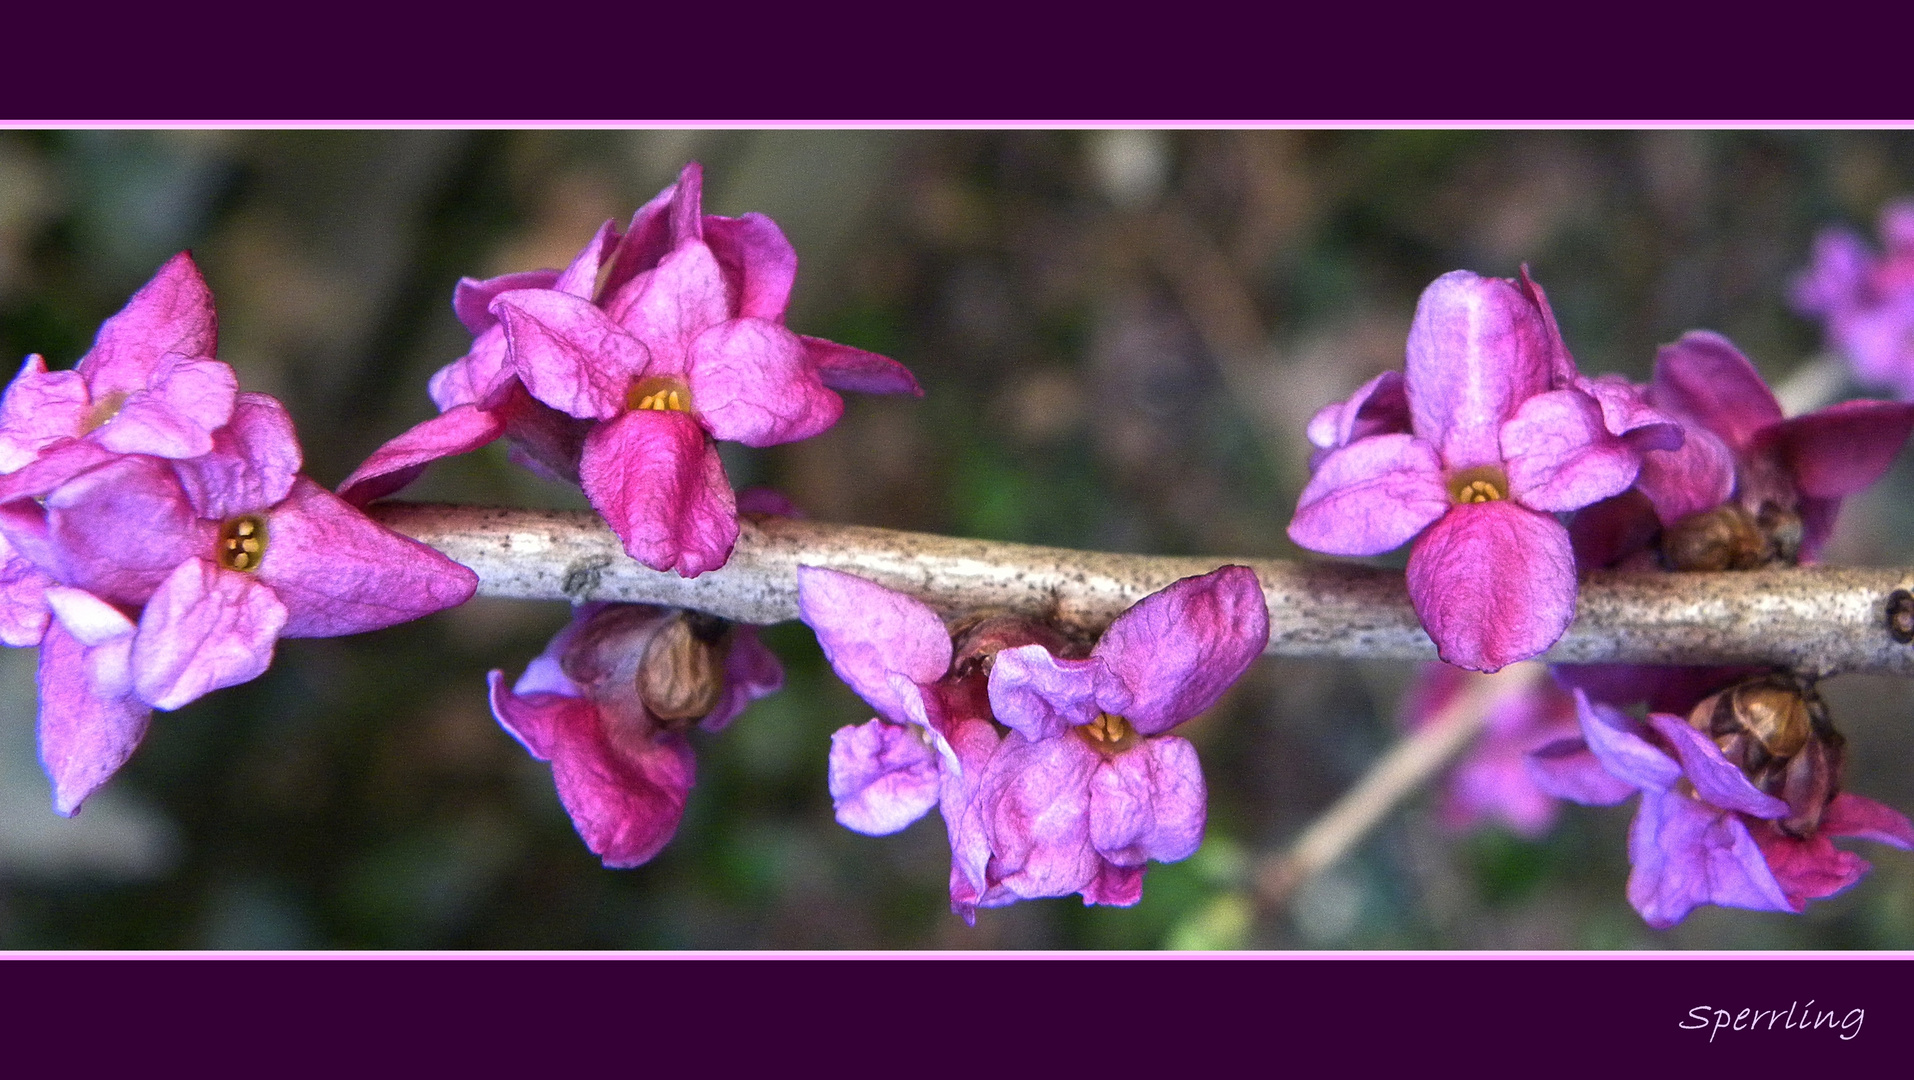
369 503 1914 676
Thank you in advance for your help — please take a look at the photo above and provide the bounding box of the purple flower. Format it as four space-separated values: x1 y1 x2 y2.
1290 270 1669 671
1530 688 1913 928
972 566 1268 909
339 163 921 578
489 603 782 868
1403 662 1580 838
1634 332 1914 562
0 393 478 814
1792 201 1914 397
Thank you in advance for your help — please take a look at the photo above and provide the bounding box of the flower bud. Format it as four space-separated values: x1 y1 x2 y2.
1687 673 1846 837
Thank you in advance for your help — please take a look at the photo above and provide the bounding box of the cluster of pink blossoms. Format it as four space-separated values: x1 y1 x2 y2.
1317 268 1914 928
1792 201 1914 398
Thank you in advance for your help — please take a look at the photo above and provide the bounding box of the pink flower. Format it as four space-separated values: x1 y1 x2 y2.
339 163 920 578
1403 663 1580 838
1792 201 1914 397
488 603 782 868
1290 270 1671 671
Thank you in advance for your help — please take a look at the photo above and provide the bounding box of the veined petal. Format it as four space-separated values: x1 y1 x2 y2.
546 698 696 869
0 536 52 647
1288 434 1447 557
0 356 89 471
802 336 923 397
1626 791 1792 928
335 403 507 507
44 584 136 648
828 718 942 836
796 566 951 722
579 410 738 577
1633 427 1737 527
1574 373 1683 451
1079 861 1146 907
1646 712 1789 819
36 621 150 817
1404 502 1576 673
132 558 287 710
428 325 514 412
690 319 843 447
977 732 1101 900
46 455 212 608
76 252 218 394
1650 332 1783 454
705 212 798 320
1091 565 1268 735
487 669 573 760
1502 389 1641 512
493 291 651 420
550 220 621 300
1089 735 1205 866
257 478 477 637
1762 399 1914 499
1751 823 1869 911
172 392 301 520
1405 271 1553 469
452 269 563 336
1572 690 1681 793
603 242 733 374
987 644 1100 741
93 354 237 460
0 439 120 508
1305 370 1409 451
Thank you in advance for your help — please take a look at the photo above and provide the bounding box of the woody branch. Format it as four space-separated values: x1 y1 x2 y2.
370 502 1914 678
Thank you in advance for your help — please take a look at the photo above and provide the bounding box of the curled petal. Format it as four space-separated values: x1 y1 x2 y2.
335 403 508 507
705 212 798 320
1574 374 1683 451
703 626 784 733
258 478 477 637
0 356 89 471
1645 713 1788 819
802 337 923 397
171 392 301 520
493 291 651 420
1305 369 1410 451
1763 399 1914 500
1820 792 1914 849
1572 690 1681 793
1404 501 1575 673
1405 271 1554 468
828 718 942 836
93 355 237 460
1092 565 1268 735
1650 332 1783 454
1079 861 1146 907
978 732 1101 900
690 319 843 447
428 325 515 412
0 439 121 508
1526 737 1637 806
77 252 218 393
1089 736 1206 866
987 644 1100 741
1752 822 1870 911
604 242 733 373
132 558 287 710
1502 389 1641 512
1626 791 1792 928
796 566 951 722
453 269 563 336
488 669 569 759
0 535 52 647
1633 426 1737 527
36 620 150 817
580 410 737 577
1288 434 1448 557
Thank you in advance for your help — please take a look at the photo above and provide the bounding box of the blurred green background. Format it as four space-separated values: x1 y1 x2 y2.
3 129 1914 950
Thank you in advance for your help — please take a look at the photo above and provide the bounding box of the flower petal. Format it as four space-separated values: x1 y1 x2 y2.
579 410 738 577
493 290 651 420
76 252 218 394
603 242 733 373
1572 689 1681 793
1305 370 1410 451
802 336 923 397
1092 565 1268 735
257 478 477 637
0 355 89 471
1574 373 1683 451
132 558 287 710
1404 501 1576 673
1762 399 1914 500
796 566 951 722
45 455 213 608
702 626 784 733
93 355 237 459
1502 388 1641 512
1649 332 1783 454
689 319 843 447
1645 712 1789 819
1079 861 1146 907
1751 824 1869 911
1633 426 1737 527
827 718 942 836
1626 791 1792 928
1089 735 1206 865
335 403 508 507
171 392 301 520
452 269 563 336
36 620 150 817
1287 433 1448 557
1526 737 1638 806
428 325 515 412
1404 271 1553 468
977 731 1101 900
487 669 569 759
0 535 52 647
1820 791 1914 849
987 644 1101 741
705 212 797 320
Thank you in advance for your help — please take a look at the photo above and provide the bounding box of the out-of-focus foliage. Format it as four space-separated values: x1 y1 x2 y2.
3 129 1913 949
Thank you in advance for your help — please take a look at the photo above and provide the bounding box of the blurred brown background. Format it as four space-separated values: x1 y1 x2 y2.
3 129 1913 949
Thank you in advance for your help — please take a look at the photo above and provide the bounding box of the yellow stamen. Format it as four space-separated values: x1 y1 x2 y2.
626 376 693 414
1446 465 1509 505
216 515 269 573
1078 712 1137 754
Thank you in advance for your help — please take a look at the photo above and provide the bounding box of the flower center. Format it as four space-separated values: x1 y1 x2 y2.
217 515 268 572
81 391 131 434
1446 465 1507 505
627 376 692 414
1078 711 1137 755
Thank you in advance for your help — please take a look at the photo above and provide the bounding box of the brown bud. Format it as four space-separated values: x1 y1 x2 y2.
1688 673 1846 838
1689 675 1811 761
1661 505 1766 572
1776 729 1846 838
638 612 730 722
949 612 1091 680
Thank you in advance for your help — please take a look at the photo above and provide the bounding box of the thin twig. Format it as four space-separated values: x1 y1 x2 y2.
370 503 1914 677
1252 662 1546 913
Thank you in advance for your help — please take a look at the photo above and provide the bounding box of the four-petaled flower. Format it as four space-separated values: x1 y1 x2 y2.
1290 270 1674 671
489 603 782 867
